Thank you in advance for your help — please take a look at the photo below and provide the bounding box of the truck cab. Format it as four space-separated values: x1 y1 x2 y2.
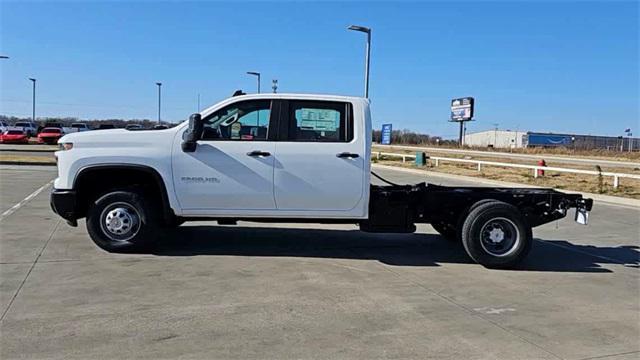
51 93 591 268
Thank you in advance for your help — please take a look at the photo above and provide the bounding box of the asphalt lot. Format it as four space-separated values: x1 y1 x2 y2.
0 165 638 359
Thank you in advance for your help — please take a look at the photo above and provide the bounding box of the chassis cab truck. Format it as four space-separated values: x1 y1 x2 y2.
51 93 592 268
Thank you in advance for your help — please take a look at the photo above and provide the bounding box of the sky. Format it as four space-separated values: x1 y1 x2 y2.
0 1 638 138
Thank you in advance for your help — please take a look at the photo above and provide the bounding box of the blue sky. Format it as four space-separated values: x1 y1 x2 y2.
1 1 638 138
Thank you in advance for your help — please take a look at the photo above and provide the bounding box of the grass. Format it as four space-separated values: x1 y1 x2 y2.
376 157 640 199
0 154 56 164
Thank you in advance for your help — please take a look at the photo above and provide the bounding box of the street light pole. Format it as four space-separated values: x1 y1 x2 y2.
29 78 36 123
156 82 162 124
246 72 261 93
348 25 371 98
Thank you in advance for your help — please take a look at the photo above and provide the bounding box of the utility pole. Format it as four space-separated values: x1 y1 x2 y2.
156 82 162 124
197 93 201 112
348 25 371 98
28 78 36 123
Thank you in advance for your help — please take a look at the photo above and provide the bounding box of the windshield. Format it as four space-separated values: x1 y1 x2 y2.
42 128 61 134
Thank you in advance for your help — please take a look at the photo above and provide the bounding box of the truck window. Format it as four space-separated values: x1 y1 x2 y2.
287 101 352 142
201 100 271 141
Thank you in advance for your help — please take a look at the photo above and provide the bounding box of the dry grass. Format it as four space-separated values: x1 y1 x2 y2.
375 157 640 199
373 146 640 173
0 154 55 164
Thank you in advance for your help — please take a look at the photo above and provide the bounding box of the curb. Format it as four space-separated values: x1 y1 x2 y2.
0 148 56 153
372 164 640 208
0 161 56 167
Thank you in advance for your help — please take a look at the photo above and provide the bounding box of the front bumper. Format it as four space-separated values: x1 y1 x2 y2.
50 189 78 226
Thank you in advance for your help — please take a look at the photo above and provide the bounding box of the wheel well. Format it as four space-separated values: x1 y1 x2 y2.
74 165 173 222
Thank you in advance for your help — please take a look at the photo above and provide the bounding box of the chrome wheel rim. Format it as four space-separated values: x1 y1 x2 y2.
99 202 141 242
479 217 520 257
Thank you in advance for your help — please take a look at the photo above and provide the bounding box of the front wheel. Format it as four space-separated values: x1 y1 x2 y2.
461 201 532 269
86 190 160 252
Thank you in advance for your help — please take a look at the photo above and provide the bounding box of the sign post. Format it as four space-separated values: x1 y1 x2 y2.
381 124 392 145
449 97 475 147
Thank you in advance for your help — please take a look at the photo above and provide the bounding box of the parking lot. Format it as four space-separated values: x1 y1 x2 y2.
0 165 638 359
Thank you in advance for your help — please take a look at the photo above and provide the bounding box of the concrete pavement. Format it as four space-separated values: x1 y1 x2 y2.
0 166 638 359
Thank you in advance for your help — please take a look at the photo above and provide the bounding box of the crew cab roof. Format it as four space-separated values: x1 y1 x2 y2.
199 93 368 119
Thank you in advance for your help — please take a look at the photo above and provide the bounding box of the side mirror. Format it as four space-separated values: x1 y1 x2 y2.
181 113 203 152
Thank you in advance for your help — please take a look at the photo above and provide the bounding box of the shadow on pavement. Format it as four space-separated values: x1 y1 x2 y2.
149 225 639 273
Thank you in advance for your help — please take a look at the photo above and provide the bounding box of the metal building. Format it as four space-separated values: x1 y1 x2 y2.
464 129 640 151
463 130 526 149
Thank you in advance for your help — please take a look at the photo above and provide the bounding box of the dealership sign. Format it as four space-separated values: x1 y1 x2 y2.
381 124 392 145
450 97 474 121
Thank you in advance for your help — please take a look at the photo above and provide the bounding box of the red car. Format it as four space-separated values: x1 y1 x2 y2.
0 130 29 144
37 127 64 145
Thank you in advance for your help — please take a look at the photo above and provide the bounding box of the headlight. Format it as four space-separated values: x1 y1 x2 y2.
59 142 73 151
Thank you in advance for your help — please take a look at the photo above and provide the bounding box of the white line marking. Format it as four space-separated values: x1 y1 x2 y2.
0 180 54 222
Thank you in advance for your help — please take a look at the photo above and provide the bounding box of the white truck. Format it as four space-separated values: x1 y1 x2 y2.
51 92 592 268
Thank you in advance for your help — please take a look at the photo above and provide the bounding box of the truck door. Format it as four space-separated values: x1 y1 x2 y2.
273 99 367 215
172 99 277 212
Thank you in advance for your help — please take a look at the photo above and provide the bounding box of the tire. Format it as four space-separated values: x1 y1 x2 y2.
86 190 160 252
461 201 532 269
431 199 501 242
431 221 459 241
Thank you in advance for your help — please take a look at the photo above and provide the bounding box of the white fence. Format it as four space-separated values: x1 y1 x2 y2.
373 151 640 189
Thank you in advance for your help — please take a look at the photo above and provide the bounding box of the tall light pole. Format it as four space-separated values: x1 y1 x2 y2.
348 25 371 98
272 79 278 93
155 82 162 124
246 71 261 93
28 78 36 123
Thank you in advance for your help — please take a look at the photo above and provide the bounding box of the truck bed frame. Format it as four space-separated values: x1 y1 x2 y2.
360 183 593 233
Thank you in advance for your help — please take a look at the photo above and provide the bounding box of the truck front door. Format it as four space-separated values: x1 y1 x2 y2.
172 99 277 213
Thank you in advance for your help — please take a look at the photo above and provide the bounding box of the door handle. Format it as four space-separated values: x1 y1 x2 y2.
247 150 271 157
336 152 360 159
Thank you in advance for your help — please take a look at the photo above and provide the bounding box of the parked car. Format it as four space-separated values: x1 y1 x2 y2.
44 121 63 129
70 123 91 132
97 124 116 130
0 121 9 134
37 127 64 144
153 124 169 130
125 124 144 130
14 121 38 137
0 129 29 144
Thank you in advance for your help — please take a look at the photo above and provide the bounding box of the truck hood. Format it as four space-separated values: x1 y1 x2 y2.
59 127 184 147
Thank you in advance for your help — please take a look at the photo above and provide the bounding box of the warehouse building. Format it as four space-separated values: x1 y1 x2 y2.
464 130 640 151
463 130 526 149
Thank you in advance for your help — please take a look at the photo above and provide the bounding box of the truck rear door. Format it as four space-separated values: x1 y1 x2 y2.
272 99 367 216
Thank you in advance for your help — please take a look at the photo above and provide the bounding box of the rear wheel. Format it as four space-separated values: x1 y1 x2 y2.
461 201 532 269
86 190 160 252
431 199 501 242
